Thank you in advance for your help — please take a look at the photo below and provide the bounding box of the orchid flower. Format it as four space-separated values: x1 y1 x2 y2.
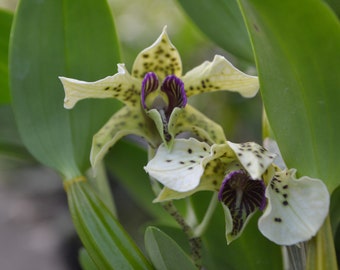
144 138 329 245
59 27 259 167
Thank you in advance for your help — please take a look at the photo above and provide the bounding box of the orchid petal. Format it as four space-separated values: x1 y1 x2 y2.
60 64 141 109
263 138 287 170
258 169 330 245
169 104 227 144
145 138 210 192
182 55 259 98
141 72 160 109
90 106 156 168
219 170 266 243
227 141 276 180
161 75 187 115
145 138 227 192
146 108 174 148
154 158 226 202
132 26 182 80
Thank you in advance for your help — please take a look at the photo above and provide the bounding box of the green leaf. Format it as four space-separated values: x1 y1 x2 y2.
0 9 12 104
176 0 254 63
0 105 34 165
79 248 99 270
324 0 340 17
9 0 121 179
145 226 197 270
238 0 340 192
67 180 153 270
330 186 340 236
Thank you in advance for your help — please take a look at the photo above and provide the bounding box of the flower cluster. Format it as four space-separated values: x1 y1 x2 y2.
59 27 258 168
60 27 329 246
145 137 329 245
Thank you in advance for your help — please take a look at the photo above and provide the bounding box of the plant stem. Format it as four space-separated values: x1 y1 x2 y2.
283 242 307 270
87 162 117 216
147 146 202 269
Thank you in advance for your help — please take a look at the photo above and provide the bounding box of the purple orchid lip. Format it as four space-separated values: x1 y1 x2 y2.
161 75 187 115
141 72 188 119
141 72 159 109
218 169 267 237
218 170 266 211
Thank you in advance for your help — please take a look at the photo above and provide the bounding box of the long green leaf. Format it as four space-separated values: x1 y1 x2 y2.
145 226 197 270
79 248 99 270
10 0 121 179
330 186 340 236
0 105 34 164
67 180 152 270
238 0 340 192
0 9 12 104
177 0 254 63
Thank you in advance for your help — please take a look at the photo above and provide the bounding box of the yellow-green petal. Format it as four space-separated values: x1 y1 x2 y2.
60 64 141 109
169 104 227 144
182 55 259 98
90 106 157 168
131 27 182 80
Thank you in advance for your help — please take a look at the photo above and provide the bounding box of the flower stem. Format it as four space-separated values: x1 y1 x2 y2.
161 201 202 269
283 242 307 270
147 146 202 269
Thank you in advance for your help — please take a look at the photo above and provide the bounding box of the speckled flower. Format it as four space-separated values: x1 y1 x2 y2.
59 27 259 168
144 138 275 198
145 138 330 245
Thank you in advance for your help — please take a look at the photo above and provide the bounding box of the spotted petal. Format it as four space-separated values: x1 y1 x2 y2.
169 104 227 145
227 141 276 180
182 55 259 98
90 106 157 168
154 158 227 202
60 64 141 109
132 26 182 80
145 138 228 192
258 169 330 245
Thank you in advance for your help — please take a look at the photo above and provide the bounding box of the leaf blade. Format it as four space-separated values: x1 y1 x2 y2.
68 180 153 270
238 0 340 192
0 9 12 104
145 226 197 270
9 0 121 178
177 0 254 63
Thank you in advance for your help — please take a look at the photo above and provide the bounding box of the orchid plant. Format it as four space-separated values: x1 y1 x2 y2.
3 0 339 269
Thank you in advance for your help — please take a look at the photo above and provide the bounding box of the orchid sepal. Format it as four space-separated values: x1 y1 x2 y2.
182 55 259 98
60 64 141 109
90 106 157 168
